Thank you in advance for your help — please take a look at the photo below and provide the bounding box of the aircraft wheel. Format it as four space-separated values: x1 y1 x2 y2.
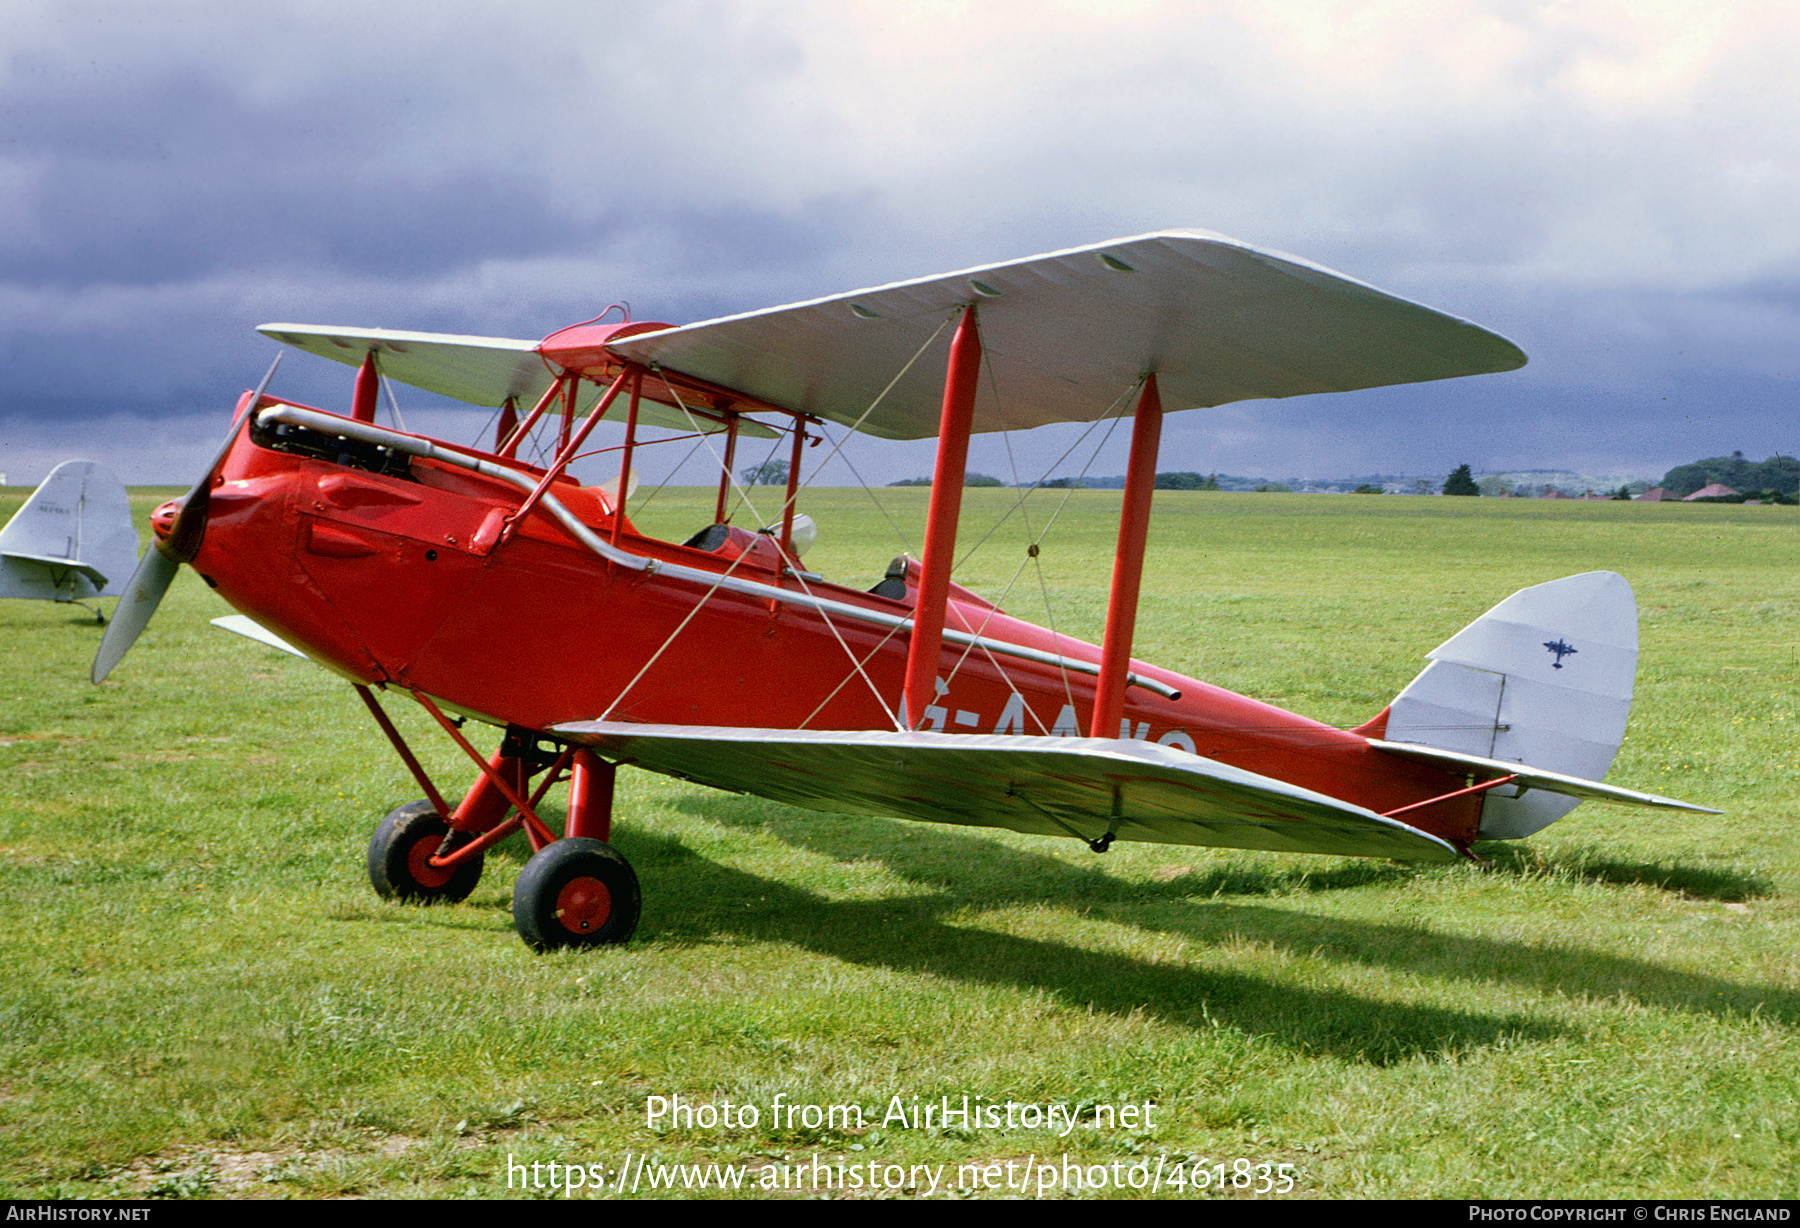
512 838 640 952
367 800 484 904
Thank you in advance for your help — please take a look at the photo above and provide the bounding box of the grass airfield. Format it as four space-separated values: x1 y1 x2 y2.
0 485 1795 1200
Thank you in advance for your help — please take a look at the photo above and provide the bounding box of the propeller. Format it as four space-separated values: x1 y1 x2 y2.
91 356 281 683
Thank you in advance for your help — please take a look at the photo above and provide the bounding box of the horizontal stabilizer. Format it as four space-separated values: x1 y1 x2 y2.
257 324 776 437
0 551 109 591
1366 739 1718 814
551 721 1463 862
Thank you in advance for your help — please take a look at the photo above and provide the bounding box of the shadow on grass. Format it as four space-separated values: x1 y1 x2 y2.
656 796 1800 1036
676 794 1417 904
626 817 1561 1066
1156 900 1800 1028
1477 843 1777 902
0 609 111 631
336 907 510 935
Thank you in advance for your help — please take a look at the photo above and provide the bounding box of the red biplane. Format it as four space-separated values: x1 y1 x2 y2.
92 230 1713 950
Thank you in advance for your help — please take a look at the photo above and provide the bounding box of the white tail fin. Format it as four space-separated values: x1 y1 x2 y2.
0 461 140 602
1379 572 1637 839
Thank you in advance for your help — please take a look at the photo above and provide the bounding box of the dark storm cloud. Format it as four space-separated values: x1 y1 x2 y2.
0 1 1795 487
0 60 597 286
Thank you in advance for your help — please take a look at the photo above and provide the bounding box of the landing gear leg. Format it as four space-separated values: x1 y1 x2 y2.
355 685 641 949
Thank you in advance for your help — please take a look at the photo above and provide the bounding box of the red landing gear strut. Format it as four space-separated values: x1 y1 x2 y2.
354 685 641 951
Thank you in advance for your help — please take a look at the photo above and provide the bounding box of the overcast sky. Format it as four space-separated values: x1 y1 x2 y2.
2 0 1795 488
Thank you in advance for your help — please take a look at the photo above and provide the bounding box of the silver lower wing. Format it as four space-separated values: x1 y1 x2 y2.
551 722 1463 862
210 615 314 661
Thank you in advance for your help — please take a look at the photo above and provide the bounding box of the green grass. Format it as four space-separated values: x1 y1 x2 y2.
1 487 1796 1199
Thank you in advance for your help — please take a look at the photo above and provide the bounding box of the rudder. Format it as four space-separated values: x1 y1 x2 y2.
1371 572 1637 839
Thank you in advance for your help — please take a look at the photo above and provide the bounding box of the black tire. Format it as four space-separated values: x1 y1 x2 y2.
367 800 484 904
512 838 640 952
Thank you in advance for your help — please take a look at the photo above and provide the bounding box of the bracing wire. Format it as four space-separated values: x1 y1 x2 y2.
624 431 710 516
953 380 1139 572
634 320 973 729
378 374 410 434
812 422 916 558
597 548 762 723
777 566 906 731
720 308 959 537
798 619 909 730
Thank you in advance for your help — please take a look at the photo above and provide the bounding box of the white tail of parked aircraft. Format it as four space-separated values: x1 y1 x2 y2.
0 461 140 621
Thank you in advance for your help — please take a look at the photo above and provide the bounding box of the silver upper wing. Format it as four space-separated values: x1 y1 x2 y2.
605 229 1527 439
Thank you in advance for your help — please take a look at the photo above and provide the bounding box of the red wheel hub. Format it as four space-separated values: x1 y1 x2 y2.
407 836 455 889
554 877 612 934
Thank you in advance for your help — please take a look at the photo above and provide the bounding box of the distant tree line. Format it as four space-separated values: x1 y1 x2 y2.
1038 472 1226 490
922 459 1797 499
1152 472 1221 490
887 473 1004 487
1660 452 1798 498
1034 472 1314 491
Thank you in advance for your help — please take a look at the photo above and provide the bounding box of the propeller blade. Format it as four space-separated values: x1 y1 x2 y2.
165 354 281 563
91 546 178 683
89 354 282 683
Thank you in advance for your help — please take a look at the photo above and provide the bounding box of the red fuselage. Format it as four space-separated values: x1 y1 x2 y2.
184 398 1479 844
